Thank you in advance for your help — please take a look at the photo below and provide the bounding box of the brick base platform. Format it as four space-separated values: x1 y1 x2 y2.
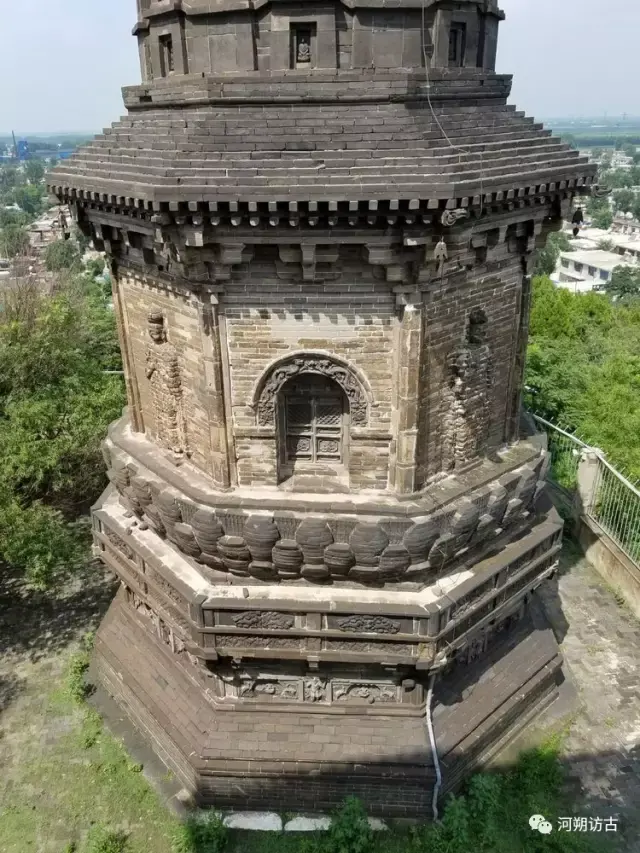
94 586 562 818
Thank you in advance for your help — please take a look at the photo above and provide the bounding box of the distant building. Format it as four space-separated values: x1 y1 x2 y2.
612 213 640 238
554 249 625 292
568 224 640 262
28 206 71 252
610 150 633 170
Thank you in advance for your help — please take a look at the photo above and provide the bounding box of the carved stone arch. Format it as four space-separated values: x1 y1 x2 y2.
253 351 372 427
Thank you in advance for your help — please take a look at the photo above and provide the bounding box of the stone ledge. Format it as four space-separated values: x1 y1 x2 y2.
106 413 545 515
93 487 562 672
92 589 562 816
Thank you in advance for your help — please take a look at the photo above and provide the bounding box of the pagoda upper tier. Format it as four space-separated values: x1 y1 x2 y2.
49 0 597 207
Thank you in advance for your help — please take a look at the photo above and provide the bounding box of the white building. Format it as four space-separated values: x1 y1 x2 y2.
610 150 634 170
569 225 640 262
554 249 625 292
611 213 640 238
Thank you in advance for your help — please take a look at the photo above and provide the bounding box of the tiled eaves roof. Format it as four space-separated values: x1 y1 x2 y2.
49 75 597 208
137 0 504 17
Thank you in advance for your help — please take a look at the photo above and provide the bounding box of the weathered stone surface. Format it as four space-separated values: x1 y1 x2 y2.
244 515 280 562
72 0 597 818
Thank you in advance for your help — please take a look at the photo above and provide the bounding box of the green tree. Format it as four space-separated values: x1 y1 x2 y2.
613 188 636 213
526 276 640 480
73 225 91 254
0 223 30 258
533 230 571 277
10 184 46 216
0 165 21 194
592 206 613 230
601 167 633 189
0 207 30 229
44 239 81 272
0 273 125 586
24 159 46 185
607 265 640 299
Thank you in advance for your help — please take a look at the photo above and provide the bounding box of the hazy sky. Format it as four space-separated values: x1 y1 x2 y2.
1 0 637 133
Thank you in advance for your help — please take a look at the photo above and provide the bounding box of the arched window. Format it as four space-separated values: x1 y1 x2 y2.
277 374 348 480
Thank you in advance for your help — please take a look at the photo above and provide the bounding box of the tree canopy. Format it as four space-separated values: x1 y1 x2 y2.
533 231 571 277
612 188 637 214
526 276 640 480
0 271 124 586
43 239 82 272
607 265 640 300
0 223 30 259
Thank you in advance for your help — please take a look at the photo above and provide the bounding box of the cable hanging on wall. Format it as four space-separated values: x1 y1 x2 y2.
420 0 490 256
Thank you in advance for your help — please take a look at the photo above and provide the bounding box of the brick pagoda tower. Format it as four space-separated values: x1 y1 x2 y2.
49 0 597 817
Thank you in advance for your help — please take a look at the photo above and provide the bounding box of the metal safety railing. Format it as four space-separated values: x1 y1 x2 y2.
531 413 640 567
587 456 640 566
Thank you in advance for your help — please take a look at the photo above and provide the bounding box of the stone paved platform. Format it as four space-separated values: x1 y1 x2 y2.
536 543 640 851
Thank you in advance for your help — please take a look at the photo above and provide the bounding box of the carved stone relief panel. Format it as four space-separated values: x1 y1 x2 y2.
335 615 401 634
101 443 549 591
443 308 494 470
128 589 199 667
231 611 295 630
219 671 408 706
144 311 190 462
256 354 369 427
103 527 135 562
332 682 398 704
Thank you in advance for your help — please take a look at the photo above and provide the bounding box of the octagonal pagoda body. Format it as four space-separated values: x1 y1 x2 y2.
50 0 596 817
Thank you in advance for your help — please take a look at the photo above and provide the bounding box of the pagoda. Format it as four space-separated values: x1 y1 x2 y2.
49 0 597 817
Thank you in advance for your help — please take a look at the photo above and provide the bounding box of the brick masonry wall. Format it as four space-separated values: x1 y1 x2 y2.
223 245 397 489
118 271 223 482
417 256 523 486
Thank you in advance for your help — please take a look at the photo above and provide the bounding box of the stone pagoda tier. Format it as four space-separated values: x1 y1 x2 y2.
49 0 597 817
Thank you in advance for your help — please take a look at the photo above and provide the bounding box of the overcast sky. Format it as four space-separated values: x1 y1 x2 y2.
1 0 637 133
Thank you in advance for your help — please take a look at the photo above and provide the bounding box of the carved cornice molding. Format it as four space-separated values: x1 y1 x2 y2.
79 196 571 290
57 181 595 232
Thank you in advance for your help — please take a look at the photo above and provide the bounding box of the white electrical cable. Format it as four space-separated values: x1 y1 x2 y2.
420 0 487 230
426 671 442 822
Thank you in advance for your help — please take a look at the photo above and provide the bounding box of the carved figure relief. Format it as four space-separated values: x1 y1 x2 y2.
129 590 198 666
297 33 311 63
443 308 494 469
103 527 135 562
147 568 186 609
304 677 327 702
256 355 368 427
232 611 295 630
239 680 300 700
145 312 189 462
233 676 398 705
333 682 397 704
336 615 401 634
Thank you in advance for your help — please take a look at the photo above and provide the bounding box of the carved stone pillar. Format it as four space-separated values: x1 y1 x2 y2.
393 299 424 495
196 292 232 489
507 273 532 441
111 268 144 433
